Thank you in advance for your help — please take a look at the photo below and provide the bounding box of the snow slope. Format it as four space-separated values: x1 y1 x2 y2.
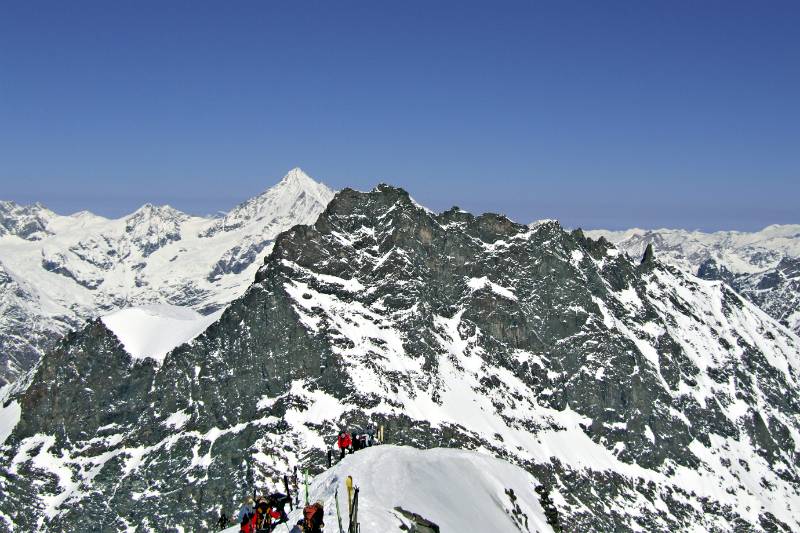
101 304 223 363
0 384 21 446
223 445 552 533
586 225 800 334
0 168 334 383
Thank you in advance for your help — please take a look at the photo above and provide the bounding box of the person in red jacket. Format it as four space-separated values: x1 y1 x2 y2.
337 431 352 460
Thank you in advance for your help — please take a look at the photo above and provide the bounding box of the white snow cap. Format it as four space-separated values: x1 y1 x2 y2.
276 167 333 202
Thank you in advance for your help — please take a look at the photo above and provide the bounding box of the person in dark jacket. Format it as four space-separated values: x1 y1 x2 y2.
217 510 228 530
289 520 304 533
267 492 291 525
303 502 324 533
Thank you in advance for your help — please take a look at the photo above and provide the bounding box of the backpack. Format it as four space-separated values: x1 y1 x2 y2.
303 503 324 531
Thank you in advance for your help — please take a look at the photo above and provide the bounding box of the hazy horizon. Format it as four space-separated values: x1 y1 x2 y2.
3 166 798 234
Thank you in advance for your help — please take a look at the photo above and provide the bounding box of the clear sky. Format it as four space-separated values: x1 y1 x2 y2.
1 1 798 230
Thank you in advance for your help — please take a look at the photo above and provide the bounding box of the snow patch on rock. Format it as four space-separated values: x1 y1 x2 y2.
467 276 518 301
101 304 223 363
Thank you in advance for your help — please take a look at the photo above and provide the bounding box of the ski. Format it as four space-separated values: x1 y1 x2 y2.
345 475 354 517
283 474 293 511
348 487 360 533
335 486 344 533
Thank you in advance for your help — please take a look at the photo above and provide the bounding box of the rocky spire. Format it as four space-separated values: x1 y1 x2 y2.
641 242 655 266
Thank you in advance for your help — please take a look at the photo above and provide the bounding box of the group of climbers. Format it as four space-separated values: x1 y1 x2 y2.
222 426 382 532
230 490 323 532
235 492 294 533
336 428 379 460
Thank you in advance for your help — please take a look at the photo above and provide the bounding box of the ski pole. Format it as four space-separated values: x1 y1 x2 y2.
293 466 299 507
335 486 344 533
304 469 310 506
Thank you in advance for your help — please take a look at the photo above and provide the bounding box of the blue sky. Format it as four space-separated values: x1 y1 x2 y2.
1 1 798 230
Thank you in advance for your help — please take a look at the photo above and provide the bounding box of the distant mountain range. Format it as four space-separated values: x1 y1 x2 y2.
586 225 800 335
0 168 334 383
1 185 798 531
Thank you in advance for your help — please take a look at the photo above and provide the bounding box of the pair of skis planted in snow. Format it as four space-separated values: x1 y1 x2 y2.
333 475 359 533
345 475 360 533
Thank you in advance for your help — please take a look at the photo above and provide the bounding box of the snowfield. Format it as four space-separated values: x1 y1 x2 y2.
223 445 552 533
0 384 21 445
101 304 223 363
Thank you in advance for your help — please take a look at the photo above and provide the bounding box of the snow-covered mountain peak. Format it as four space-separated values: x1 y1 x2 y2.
271 166 333 204
0 168 337 384
586 224 800 335
126 203 190 224
101 304 223 363
0 200 51 213
280 166 313 184
67 210 106 220
202 168 334 237
587 224 800 274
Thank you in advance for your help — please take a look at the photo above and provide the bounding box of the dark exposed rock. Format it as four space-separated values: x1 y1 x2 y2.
0 201 53 240
394 506 440 533
641 243 655 266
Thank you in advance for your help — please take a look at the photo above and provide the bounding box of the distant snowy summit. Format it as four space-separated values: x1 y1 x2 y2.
586 225 800 274
0 168 335 383
586 225 800 334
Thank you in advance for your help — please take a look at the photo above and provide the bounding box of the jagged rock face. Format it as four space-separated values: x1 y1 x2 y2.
0 201 55 241
699 257 800 334
587 226 800 336
0 169 334 384
2 186 800 532
0 261 81 381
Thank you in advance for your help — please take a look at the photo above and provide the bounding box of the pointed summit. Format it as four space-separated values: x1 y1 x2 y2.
200 168 335 237
641 243 655 266
281 167 314 184
273 167 333 205
269 167 334 207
